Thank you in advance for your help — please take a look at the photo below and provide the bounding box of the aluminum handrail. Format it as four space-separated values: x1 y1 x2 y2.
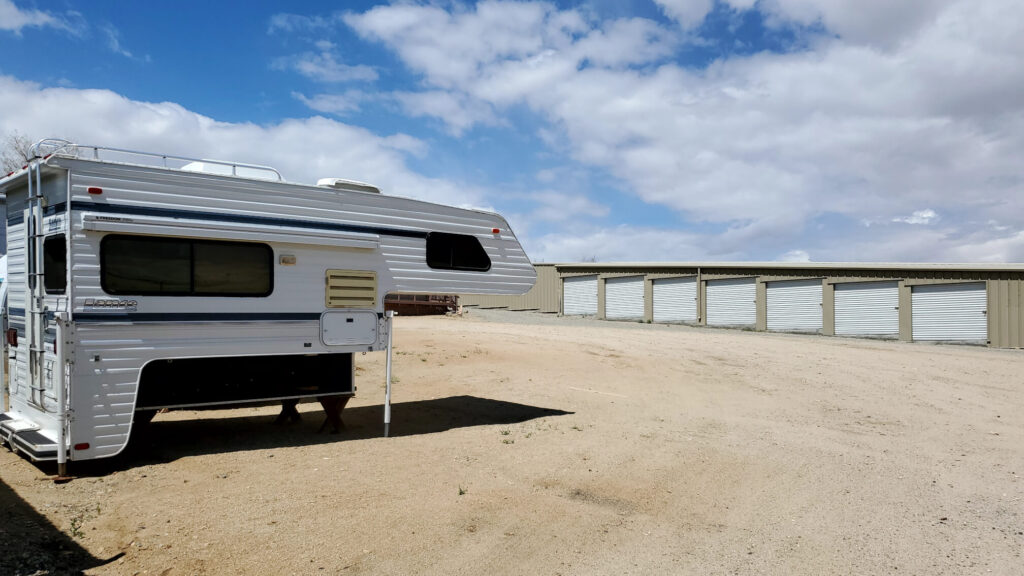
29 138 284 181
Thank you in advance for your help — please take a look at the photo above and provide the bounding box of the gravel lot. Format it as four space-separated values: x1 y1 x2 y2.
1 309 1022 575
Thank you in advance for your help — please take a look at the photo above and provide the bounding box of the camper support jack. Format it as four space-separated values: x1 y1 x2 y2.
384 311 394 437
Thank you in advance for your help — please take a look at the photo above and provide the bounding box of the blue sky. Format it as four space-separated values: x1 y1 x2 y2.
2 0 1022 263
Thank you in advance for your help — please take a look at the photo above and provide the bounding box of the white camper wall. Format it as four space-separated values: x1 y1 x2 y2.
48 156 535 460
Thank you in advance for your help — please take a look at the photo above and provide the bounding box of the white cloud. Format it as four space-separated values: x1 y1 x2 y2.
267 12 341 34
524 225 718 263
778 249 811 262
291 91 364 115
754 0 952 48
653 0 714 29
0 0 83 35
99 23 147 61
393 91 500 136
272 47 377 83
0 75 479 210
892 209 938 225
527 191 609 222
343 0 1024 262
1 0 60 33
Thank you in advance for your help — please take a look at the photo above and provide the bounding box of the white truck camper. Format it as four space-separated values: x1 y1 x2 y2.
0 139 535 473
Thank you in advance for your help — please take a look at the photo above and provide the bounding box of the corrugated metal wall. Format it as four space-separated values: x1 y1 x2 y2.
461 263 1024 348
989 277 1024 348
460 264 559 313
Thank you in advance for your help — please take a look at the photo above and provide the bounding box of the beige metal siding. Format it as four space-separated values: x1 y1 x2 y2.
822 283 835 336
460 264 559 312
989 278 1024 348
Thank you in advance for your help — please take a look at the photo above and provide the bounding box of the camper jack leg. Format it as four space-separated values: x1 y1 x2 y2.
274 400 301 425
317 396 350 433
384 311 394 438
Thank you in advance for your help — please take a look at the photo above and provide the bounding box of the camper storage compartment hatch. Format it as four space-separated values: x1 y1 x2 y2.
321 310 378 346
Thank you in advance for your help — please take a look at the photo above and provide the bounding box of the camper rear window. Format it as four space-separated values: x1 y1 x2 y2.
43 234 67 294
101 235 273 296
425 232 491 272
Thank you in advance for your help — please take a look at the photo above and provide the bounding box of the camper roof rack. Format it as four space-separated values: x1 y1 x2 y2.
29 138 284 181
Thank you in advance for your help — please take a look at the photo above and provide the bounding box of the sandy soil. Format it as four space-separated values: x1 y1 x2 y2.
1 310 1022 575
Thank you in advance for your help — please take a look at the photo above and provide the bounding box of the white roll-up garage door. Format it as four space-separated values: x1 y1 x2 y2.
706 278 756 327
912 282 987 342
605 276 645 320
653 277 697 323
563 275 598 316
834 281 899 338
766 279 822 332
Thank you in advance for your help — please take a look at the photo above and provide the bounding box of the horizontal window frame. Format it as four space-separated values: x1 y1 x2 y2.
100 234 274 298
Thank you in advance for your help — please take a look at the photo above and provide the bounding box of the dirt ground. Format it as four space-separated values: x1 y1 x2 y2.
1 309 1022 575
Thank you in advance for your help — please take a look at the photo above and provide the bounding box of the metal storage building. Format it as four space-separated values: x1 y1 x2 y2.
461 262 1024 348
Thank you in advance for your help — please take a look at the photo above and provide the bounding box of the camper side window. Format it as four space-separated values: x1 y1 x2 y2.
43 234 68 294
101 235 273 296
425 232 491 272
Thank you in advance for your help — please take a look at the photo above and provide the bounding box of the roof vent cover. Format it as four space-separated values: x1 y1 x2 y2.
317 178 381 194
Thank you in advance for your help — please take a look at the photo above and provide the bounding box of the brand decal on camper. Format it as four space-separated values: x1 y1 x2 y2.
48 216 64 231
84 299 138 311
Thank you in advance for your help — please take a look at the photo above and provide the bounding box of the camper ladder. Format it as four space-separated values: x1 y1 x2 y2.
25 159 48 410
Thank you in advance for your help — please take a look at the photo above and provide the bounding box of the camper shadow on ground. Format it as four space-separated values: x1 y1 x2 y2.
99 395 571 472
0 477 121 574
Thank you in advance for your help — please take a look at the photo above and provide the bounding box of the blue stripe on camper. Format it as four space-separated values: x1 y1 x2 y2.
7 202 67 226
69 201 431 239
74 312 324 323
10 308 320 324
7 308 55 321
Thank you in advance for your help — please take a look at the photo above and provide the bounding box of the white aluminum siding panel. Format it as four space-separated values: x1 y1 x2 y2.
834 281 899 338
706 278 756 327
766 279 822 333
605 277 644 320
912 282 987 342
652 277 697 323
61 159 536 307
563 276 598 316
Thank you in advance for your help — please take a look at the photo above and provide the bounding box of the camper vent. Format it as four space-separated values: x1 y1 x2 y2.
316 178 381 194
326 269 378 309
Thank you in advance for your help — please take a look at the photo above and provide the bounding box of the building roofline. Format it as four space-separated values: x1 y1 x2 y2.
545 261 1024 272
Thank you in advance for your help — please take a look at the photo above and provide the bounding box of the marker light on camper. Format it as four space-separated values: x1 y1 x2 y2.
74 443 90 450
87 187 103 195
492 228 500 234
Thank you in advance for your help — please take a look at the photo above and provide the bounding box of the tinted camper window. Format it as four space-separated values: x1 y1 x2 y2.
101 235 272 296
425 232 491 272
43 234 67 294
